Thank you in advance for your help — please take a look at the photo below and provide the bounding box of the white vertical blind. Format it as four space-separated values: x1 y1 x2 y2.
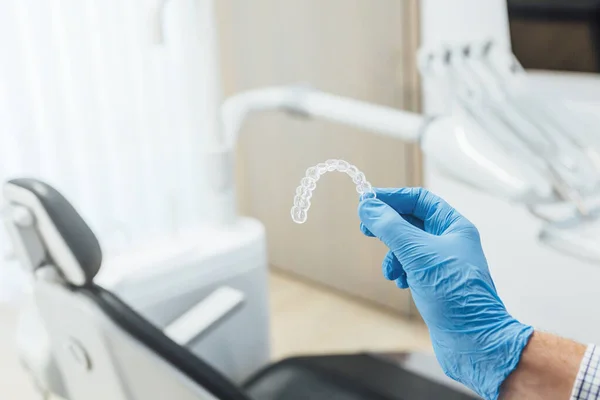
0 0 216 300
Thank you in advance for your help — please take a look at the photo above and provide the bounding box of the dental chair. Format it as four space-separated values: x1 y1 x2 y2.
3 178 479 400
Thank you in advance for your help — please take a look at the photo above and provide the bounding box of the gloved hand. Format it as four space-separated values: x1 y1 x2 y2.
358 188 533 400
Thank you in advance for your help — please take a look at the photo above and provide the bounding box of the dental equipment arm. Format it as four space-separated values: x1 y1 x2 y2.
207 86 426 225
210 85 550 225
198 0 555 226
220 86 424 147
203 0 593 259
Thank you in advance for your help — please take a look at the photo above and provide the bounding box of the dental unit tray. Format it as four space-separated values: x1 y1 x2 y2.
418 40 600 262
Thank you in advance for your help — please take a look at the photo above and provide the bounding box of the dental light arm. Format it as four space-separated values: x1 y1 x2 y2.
200 0 600 262
207 86 427 225
220 86 425 148
199 0 549 226
208 83 553 226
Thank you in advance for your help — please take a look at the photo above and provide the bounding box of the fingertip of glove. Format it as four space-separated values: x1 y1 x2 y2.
395 274 409 289
382 251 402 280
357 197 386 217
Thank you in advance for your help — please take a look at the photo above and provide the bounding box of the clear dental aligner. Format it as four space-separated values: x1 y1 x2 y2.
291 159 376 224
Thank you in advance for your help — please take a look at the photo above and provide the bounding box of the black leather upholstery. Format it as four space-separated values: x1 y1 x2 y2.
245 360 389 400
244 355 480 400
8 178 102 283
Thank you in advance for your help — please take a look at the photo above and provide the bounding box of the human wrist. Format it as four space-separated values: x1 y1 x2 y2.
499 331 586 400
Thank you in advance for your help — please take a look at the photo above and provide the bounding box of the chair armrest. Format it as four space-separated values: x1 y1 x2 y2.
164 286 245 346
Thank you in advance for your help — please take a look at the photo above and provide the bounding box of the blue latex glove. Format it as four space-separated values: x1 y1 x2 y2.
358 188 533 400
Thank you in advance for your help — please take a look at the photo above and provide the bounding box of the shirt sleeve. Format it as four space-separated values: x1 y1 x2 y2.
571 345 600 399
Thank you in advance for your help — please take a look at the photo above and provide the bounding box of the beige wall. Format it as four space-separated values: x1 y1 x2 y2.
218 0 421 314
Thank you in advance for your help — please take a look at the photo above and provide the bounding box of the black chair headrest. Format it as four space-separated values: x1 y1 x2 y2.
4 178 102 285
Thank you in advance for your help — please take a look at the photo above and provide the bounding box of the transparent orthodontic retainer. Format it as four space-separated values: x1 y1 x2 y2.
291 159 376 224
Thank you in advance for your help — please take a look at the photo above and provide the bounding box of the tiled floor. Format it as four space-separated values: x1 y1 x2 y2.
0 271 431 399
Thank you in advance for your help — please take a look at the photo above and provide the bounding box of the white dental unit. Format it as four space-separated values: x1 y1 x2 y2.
420 0 600 346
5 0 600 399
